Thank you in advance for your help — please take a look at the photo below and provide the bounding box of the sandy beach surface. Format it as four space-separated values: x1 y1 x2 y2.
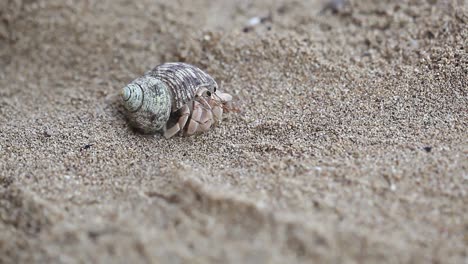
1 0 467 263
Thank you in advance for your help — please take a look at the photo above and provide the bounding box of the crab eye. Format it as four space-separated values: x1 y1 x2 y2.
205 91 212 97
214 87 217 93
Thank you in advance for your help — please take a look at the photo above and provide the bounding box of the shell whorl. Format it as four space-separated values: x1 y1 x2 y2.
121 75 171 133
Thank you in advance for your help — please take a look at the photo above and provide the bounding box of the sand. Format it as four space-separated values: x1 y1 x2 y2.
0 0 467 263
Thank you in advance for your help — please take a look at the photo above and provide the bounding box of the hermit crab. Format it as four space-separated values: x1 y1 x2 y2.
121 62 232 138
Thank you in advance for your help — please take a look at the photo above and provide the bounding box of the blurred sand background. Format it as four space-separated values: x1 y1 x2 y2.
0 0 467 263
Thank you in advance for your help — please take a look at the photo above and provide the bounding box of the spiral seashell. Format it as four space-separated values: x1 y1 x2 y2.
121 62 228 137
121 75 171 133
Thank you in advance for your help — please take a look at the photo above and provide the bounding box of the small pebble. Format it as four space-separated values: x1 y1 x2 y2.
423 146 432 153
80 144 94 151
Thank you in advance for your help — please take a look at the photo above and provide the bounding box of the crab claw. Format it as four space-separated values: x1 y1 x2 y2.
214 91 233 103
209 90 233 123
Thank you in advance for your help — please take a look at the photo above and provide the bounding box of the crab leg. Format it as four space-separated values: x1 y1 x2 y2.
186 97 215 136
186 101 202 135
195 107 214 133
164 104 190 139
211 104 223 123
